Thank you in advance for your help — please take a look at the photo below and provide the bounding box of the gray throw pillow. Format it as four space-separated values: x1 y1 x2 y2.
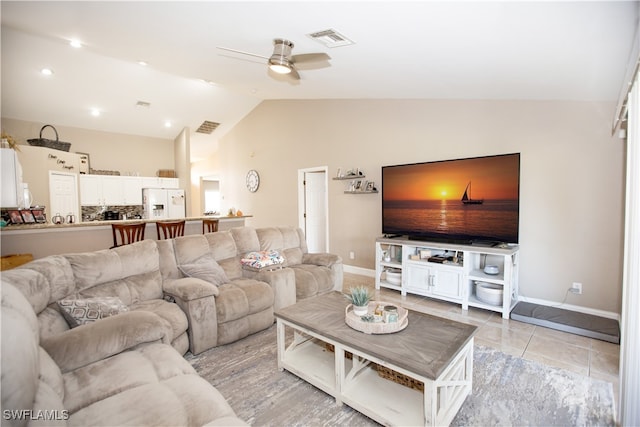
58 297 129 328
178 252 229 286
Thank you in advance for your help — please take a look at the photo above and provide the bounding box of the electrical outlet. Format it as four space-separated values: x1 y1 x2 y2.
571 282 583 295
349 251 355 260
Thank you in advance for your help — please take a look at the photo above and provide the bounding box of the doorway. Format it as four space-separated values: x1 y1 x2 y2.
298 167 328 252
48 171 79 222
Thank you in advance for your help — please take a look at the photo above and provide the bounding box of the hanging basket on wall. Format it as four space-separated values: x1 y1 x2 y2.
27 125 71 152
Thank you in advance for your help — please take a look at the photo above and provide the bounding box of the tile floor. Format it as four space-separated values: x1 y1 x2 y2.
343 272 620 406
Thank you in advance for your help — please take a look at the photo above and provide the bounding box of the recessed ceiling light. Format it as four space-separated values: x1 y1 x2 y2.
40 68 53 76
90 109 100 117
137 60 148 66
164 121 172 128
69 39 82 48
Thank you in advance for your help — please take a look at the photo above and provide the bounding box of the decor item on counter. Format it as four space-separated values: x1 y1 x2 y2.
51 213 64 224
65 213 76 224
7 210 24 224
344 285 371 316
31 208 46 223
27 125 71 152
246 169 260 192
236 210 243 216
19 209 35 224
77 152 90 174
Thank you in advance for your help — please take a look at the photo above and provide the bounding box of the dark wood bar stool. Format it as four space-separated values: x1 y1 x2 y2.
156 220 185 240
202 218 219 234
111 223 146 248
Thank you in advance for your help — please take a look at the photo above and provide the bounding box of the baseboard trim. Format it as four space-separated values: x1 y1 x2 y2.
515 296 620 322
342 265 621 321
343 265 375 277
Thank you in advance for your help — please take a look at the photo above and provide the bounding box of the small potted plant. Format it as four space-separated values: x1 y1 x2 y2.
345 285 372 316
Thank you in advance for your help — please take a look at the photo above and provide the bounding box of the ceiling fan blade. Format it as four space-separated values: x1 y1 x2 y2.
288 66 300 80
216 46 269 60
291 52 331 64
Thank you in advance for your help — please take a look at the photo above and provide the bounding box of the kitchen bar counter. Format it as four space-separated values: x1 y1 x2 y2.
0 215 252 259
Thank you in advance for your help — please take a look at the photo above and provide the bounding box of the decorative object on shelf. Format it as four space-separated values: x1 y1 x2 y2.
7 210 23 224
475 281 504 305
483 264 500 275
27 125 71 152
77 152 90 174
1 131 20 151
246 169 260 192
344 285 372 316
384 268 402 285
345 300 409 334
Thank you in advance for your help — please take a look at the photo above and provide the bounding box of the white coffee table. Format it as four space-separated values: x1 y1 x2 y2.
275 291 477 426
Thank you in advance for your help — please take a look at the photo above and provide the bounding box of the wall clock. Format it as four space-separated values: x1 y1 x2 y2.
246 169 260 192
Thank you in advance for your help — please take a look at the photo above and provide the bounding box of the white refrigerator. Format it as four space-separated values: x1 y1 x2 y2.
142 188 185 219
1 148 25 208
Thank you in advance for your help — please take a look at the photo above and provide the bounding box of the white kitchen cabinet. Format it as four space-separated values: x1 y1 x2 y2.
79 175 102 205
121 176 143 205
80 175 143 206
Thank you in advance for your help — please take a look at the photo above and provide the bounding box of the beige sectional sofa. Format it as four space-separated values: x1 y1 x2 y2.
1 282 246 427
0 225 342 426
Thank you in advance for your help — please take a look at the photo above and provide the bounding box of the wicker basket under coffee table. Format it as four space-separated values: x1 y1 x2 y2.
275 291 477 426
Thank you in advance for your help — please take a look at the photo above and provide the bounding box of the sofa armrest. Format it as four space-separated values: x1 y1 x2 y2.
302 253 342 267
164 278 220 355
163 277 219 301
40 311 170 373
243 267 296 311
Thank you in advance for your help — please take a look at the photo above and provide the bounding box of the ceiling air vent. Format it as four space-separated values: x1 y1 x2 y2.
307 29 354 48
196 120 220 134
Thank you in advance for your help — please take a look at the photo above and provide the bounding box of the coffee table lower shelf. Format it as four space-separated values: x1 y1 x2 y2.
276 318 473 426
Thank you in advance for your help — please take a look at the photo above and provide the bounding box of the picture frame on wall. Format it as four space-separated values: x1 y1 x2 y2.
20 209 36 224
77 152 90 174
8 210 24 224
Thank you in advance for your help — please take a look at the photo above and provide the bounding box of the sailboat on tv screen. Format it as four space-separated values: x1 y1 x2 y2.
461 182 483 205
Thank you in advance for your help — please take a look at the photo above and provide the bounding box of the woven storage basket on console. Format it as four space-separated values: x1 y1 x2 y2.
27 125 71 152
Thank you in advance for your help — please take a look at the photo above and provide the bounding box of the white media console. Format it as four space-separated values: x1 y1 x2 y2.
375 237 520 319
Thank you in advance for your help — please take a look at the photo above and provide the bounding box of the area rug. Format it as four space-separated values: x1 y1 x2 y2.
186 325 615 426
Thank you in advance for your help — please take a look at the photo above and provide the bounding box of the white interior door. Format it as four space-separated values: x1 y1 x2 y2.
49 171 79 222
298 167 328 252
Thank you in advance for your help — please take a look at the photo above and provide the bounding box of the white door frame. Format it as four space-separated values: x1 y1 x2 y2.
297 166 329 251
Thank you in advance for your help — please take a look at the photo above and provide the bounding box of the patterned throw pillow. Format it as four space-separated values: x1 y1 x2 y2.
58 297 129 328
241 250 285 271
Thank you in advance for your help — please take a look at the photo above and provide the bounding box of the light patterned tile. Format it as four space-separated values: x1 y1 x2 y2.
525 334 590 370
532 325 592 349
591 350 620 377
475 323 531 355
522 351 589 376
590 338 620 356
487 314 536 334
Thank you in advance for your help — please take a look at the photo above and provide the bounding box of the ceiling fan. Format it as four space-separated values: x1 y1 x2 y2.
217 38 331 80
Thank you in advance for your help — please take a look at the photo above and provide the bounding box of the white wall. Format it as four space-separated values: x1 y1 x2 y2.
206 99 625 314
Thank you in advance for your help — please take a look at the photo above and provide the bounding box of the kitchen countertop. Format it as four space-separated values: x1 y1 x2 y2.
0 215 252 232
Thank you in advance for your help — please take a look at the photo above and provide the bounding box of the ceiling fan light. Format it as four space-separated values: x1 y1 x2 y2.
269 57 292 74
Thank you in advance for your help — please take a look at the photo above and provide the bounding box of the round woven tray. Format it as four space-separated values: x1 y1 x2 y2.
345 301 408 334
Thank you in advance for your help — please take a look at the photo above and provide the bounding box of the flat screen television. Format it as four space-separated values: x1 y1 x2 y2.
382 153 520 245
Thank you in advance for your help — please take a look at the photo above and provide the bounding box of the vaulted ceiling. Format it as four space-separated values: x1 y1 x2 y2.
1 1 637 161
